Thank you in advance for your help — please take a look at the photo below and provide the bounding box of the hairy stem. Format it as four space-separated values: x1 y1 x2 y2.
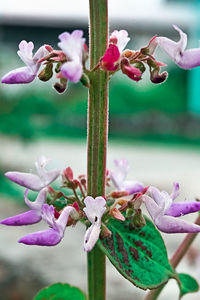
144 215 200 300
87 1 108 300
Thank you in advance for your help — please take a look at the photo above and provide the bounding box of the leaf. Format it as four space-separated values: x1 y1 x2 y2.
34 283 87 300
98 216 176 290
178 273 199 299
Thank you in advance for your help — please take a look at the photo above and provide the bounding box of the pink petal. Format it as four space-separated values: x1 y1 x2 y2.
101 44 120 71
58 30 85 61
165 201 200 217
170 182 179 201
155 215 200 233
61 61 83 83
123 181 144 194
24 187 48 210
5 171 43 191
41 169 61 186
176 48 200 69
0 210 41 226
18 228 62 246
1 67 36 84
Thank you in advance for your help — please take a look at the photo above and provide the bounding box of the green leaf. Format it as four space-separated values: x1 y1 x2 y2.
178 273 199 299
98 216 176 290
34 283 87 300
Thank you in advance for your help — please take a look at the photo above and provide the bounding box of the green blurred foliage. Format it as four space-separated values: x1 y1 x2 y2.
1 67 198 146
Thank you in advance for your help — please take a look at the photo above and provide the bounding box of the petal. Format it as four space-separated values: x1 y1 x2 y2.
123 180 144 194
155 215 200 233
110 159 129 190
176 48 200 69
141 36 158 56
58 30 85 61
149 186 172 212
83 196 106 223
101 44 120 71
157 25 187 66
1 67 36 84
110 30 130 52
33 45 49 62
18 228 62 246
55 206 75 232
61 61 83 83
5 171 43 191
40 169 61 187
84 223 101 252
24 187 47 210
17 40 34 66
165 201 200 217
41 203 56 229
143 195 165 221
170 182 179 201
0 210 41 226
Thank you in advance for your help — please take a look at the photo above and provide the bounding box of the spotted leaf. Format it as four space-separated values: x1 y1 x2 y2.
98 216 176 289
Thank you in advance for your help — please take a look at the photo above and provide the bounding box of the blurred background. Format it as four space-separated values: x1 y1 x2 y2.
1 0 200 299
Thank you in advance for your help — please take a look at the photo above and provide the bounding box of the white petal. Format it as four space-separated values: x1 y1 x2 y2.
84 223 101 252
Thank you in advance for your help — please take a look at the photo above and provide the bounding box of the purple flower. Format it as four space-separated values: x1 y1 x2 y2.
58 30 85 83
157 25 200 69
143 183 200 233
83 196 107 252
0 188 47 226
5 155 60 191
18 204 77 246
110 159 144 195
2 41 48 84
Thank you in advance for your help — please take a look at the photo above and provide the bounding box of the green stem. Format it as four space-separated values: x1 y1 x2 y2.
144 214 200 300
87 1 108 300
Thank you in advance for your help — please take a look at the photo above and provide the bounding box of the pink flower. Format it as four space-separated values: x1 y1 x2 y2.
110 159 144 195
143 183 200 233
58 30 85 83
2 41 48 84
5 156 60 191
18 204 78 246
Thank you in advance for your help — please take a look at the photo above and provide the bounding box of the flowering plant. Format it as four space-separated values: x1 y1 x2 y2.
1 1 200 300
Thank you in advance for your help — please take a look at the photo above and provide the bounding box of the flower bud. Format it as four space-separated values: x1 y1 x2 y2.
38 63 53 81
110 191 129 198
101 224 112 238
110 208 125 221
63 167 74 182
80 73 90 88
54 78 68 94
132 209 146 228
121 57 142 82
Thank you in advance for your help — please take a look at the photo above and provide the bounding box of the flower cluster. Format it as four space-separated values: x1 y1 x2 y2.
2 30 88 93
2 157 200 252
1 156 108 251
2 25 200 92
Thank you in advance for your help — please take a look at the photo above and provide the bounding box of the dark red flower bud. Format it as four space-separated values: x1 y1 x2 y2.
63 167 74 181
121 58 142 82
